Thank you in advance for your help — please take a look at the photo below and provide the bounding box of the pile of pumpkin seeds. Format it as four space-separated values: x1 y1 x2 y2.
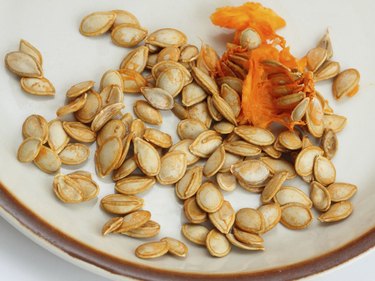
10 9 360 260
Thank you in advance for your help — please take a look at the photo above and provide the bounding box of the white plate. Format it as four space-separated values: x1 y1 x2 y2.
0 0 374 280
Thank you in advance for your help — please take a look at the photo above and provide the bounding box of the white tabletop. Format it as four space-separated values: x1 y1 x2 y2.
0 217 373 281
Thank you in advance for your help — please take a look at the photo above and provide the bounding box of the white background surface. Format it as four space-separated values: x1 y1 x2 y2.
0 216 373 281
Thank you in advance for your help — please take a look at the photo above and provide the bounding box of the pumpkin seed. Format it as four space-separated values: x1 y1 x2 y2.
34 145 61 173
261 171 288 203
114 132 133 169
96 120 125 146
273 137 289 153
189 130 222 158
161 237 188 258
62 121 96 143
66 80 94 99
169 139 199 166
121 112 133 132
226 233 264 251
240 27 261 49
318 201 353 223
122 220 160 238
260 157 296 179
130 119 146 138
111 24 148 47
22 114 48 144
235 208 264 234
278 130 302 150
96 136 123 177
196 182 224 213
317 30 333 59
133 137 161 176
19 39 43 65
53 174 82 203
75 90 102 123
101 194 143 215
314 61 340 82
5 51 43 78
313 155 336 186
233 227 264 246
333 69 360 99
180 44 199 62
59 143 89 165
280 203 313 230
119 69 147 93
100 85 123 107
221 84 241 118
302 135 313 149
320 129 337 159
274 186 312 208
234 126 275 146
219 152 242 173
228 54 249 71
156 67 184 97
146 28 187 47
206 229 231 257
17 137 42 163
224 140 261 157
57 93 87 117
91 103 125 132
102 217 123 235
140 87 174 110
203 145 225 177
200 43 219 73
68 174 99 201
327 183 357 202
291 97 309 121
20 77 55 96
172 102 189 120
275 91 306 109
306 47 327 72
146 53 158 69
295 146 324 177
157 151 187 185
323 114 347 133
48 119 70 153
261 145 281 159
208 201 235 234
216 173 236 192
207 96 223 121
152 61 192 86
212 93 237 125
213 122 234 135
143 128 172 149
187 101 212 128
133 100 162 125
68 170 92 179
112 10 140 29
231 160 270 186
112 157 138 181
181 224 209 246
181 82 207 107
191 66 219 96
157 46 181 62
119 46 148 72
79 11 116 36
258 203 281 233
175 165 202 199
310 181 331 212
183 197 207 224
115 176 155 195
216 76 243 94
116 210 152 233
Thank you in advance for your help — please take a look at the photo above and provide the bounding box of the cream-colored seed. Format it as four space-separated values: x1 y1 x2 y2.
135 241 169 259
318 201 353 222
161 237 188 258
274 186 312 208
280 203 313 230
206 229 231 257
196 182 224 213
181 224 209 246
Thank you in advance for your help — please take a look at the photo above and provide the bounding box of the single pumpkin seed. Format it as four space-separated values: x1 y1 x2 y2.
189 130 222 158
100 85 123 107
317 30 333 59
101 194 143 215
224 140 261 157
68 174 99 201
96 119 126 147
152 61 192 86
226 233 264 251
233 227 264 246
68 170 92 179
234 126 275 146
313 155 336 186
208 201 235 234
116 210 151 233
112 157 138 181
260 157 296 179
19 39 43 65
156 67 184 97
75 90 102 123
53 174 82 203
56 93 87 117
133 100 162 125
320 129 338 159
119 69 147 93
5 51 43 78
327 183 357 202
161 237 188 258
62 121 96 143
20 77 55 96
206 229 231 257
240 27 261 49
187 101 212 128
175 166 203 200
291 97 309 121
306 47 327 72
146 53 158 69
183 197 207 224
231 160 270 186
59 143 90 165
235 208 264 234
258 203 281 233
216 76 243 94
140 87 174 110
114 132 133 169
278 130 302 150
96 136 123 177
169 139 200 165
275 91 306 109
274 186 313 208
179 44 199 62
111 24 148 47
181 224 209 246
133 137 161 176
17 137 42 163
112 10 140 29
261 171 288 203
122 220 160 238
115 176 155 195
332 69 360 99
212 93 237 125
221 84 241 118
203 145 225 177
22 114 48 143
216 172 237 192
130 119 146 138
157 46 181 62
207 96 223 121
318 201 353 223
66 80 94 98
79 11 116 36
119 46 148 73
143 128 172 148
261 145 282 159
181 82 207 107
102 217 123 235
280 203 313 230
196 182 224 213
314 61 340 82
146 28 187 47
213 121 234 135
48 119 70 153
191 66 219 96
157 151 187 185
172 102 189 120
91 103 125 132
34 145 61 173
295 146 324 177
310 181 331 212
323 114 347 133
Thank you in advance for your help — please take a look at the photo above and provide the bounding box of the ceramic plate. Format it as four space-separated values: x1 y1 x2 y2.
0 0 374 280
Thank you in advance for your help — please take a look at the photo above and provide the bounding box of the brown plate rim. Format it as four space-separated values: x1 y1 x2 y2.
0 181 374 281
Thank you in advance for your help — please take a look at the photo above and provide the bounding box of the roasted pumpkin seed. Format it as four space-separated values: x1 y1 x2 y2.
146 28 187 48
274 186 312 208
175 166 203 200
133 100 162 125
157 151 187 185
234 126 275 146
258 203 281 233
17 137 42 163
310 181 331 212
318 201 353 223
66 80 94 99
226 233 264 251
208 201 235 234
112 10 140 29
320 129 338 159
20 77 55 96
313 155 336 186
53 174 82 203
119 46 148 72
182 82 207 107
327 183 357 202
333 69 360 99
122 220 160 238
203 145 225 177
91 103 125 132
235 208 264 234
161 237 188 258
75 90 102 123
56 93 87 117
133 137 161 176
156 67 184 97
34 145 61 173
206 229 231 257
181 224 209 246
189 130 222 158
295 146 324 177
115 176 155 195
79 11 116 36
96 136 123 177
196 182 224 213
63 121 96 143
116 210 152 233
140 87 174 110
231 160 270 186
102 217 123 235
48 119 70 153
22 114 48 144
59 143 90 165
280 203 313 230
111 24 148 47
101 194 143 215
216 173 236 192
261 171 288 203
19 39 43 65
187 101 212 128
5 51 43 78
183 197 207 224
